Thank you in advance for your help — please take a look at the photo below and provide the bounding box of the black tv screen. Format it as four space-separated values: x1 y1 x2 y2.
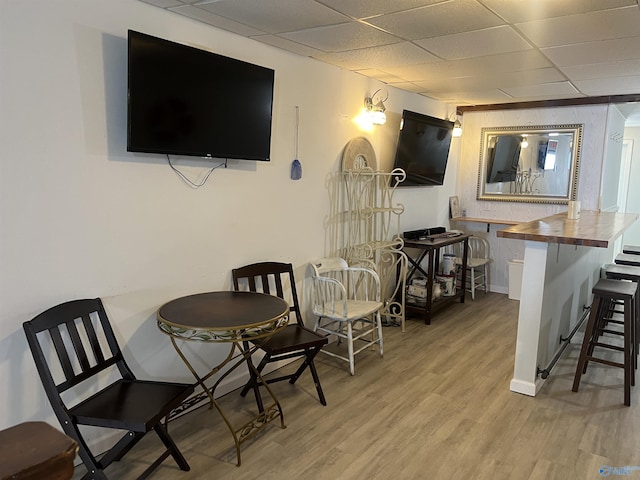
127 30 275 160
392 110 453 186
487 135 521 183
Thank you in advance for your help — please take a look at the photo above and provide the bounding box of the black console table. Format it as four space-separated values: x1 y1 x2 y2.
402 233 470 324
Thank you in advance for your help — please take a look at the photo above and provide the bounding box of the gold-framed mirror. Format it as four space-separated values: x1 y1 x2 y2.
477 124 583 204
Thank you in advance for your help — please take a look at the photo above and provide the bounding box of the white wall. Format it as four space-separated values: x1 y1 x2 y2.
454 105 612 293
622 127 640 245
0 0 457 434
600 106 626 212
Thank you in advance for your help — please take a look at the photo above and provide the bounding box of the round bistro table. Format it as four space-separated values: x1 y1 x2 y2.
157 291 289 466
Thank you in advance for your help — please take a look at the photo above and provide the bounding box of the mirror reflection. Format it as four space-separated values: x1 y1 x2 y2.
477 124 582 204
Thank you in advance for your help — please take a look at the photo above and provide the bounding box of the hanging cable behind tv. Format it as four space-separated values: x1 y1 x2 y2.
166 155 227 188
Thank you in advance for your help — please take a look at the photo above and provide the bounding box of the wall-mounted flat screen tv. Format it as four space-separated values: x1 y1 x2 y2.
127 30 275 161
392 110 453 186
486 135 521 183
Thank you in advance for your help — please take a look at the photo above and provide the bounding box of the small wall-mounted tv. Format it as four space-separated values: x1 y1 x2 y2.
487 135 521 183
127 30 275 161
394 110 453 187
392 110 453 186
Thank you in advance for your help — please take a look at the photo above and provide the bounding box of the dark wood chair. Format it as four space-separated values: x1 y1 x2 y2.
232 262 328 406
23 298 194 480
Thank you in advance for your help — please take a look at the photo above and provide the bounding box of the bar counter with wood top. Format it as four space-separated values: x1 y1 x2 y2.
496 211 638 397
497 211 638 247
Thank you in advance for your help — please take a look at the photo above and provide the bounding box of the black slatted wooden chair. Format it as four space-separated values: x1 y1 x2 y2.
232 262 328 406
23 298 194 480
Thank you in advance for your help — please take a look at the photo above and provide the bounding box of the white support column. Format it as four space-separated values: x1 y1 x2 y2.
510 240 549 396
509 239 610 396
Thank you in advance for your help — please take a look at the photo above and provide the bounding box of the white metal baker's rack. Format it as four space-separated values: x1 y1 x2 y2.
336 165 408 331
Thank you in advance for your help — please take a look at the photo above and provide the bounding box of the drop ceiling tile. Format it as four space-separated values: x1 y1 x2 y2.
327 42 439 70
415 26 532 60
315 0 444 19
573 75 640 96
381 49 551 82
516 7 640 48
470 49 554 74
384 81 429 93
501 81 579 98
430 89 514 104
414 67 565 92
366 0 504 40
355 69 409 84
310 51 364 70
451 50 553 77
196 0 350 34
380 63 443 83
481 0 636 23
499 92 587 103
281 22 401 53
542 36 640 67
493 68 567 88
139 0 183 7
561 59 640 81
169 5 266 36
413 76 475 92
250 35 325 57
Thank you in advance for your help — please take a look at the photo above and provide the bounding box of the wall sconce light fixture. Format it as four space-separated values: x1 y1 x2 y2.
364 89 388 125
452 114 462 137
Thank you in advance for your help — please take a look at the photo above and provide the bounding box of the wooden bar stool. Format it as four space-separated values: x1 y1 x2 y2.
572 278 637 406
605 264 640 367
623 245 640 255
615 253 640 267
606 263 640 281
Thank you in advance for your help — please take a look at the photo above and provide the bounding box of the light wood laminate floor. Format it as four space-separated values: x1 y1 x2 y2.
73 292 640 479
